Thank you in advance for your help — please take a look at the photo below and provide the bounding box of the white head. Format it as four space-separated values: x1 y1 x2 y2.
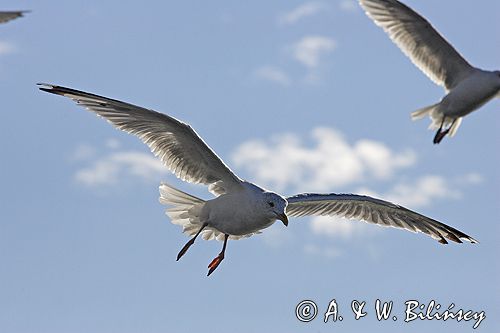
261 192 288 226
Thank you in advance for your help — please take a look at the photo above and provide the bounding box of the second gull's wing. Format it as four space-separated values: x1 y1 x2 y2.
359 0 474 90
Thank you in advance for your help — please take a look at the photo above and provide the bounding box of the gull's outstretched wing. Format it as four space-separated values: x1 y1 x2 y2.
359 0 474 90
38 83 243 195
286 193 477 244
0 11 28 24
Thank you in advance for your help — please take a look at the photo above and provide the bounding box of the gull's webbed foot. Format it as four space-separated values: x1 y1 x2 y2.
433 117 450 144
207 234 229 276
207 253 225 276
433 127 450 144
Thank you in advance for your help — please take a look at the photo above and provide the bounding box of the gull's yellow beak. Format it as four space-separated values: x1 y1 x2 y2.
276 213 289 226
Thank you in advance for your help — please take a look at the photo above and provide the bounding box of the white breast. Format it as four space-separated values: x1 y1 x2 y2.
203 192 276 236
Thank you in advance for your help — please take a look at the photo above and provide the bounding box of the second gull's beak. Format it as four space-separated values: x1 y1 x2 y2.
276 212 289 226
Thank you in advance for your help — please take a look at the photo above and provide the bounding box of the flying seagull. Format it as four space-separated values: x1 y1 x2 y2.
359 0 500 144
38 83 477 275
0 11 29 24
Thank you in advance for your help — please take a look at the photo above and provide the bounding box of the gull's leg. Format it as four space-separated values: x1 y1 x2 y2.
434 118 457 144
207 234 229 276
446 118 457 135
176 222 208 261
433 116 448 144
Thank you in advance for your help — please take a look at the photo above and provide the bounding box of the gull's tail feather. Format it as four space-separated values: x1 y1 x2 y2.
159 182 208 236
448 117 462 137
159 183 252 241
411 102 440 121
411 102 462 137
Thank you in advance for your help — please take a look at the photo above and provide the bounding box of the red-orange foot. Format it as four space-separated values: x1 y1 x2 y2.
207 254 224 276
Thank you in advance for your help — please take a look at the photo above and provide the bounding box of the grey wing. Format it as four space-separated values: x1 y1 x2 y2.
286 193 477 244
38 83 243 195
359 0 474 90
0 11 28 24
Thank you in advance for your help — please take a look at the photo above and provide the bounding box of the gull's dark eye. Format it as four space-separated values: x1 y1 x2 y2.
268 202 275 208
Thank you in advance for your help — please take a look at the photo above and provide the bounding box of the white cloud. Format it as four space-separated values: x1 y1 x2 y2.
71 144 96 161
231 127 415 192
260 225 294 248
254 66 291 86
292 36 336 69
310 215 375 239
458 172 484 185
73 144 167 187
355 140 416 179
339 0 357 12
385 175 461 208
304 243 342 259
0 41 15 55
278 2 327 26
105 138 121 149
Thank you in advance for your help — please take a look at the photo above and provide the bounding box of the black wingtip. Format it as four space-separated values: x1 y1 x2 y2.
37 83 52 90
446 233 462 244
468 237 479 244
38 83 56 95
37 83 66 96
438 238 448 245
440 230 478 245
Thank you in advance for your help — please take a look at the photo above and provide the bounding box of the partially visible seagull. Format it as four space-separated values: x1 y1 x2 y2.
359 0 500 144
0 11 29 25
38 83 477 276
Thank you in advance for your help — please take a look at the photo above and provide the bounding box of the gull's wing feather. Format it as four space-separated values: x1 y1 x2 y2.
0 11 29 24
359 0 474 90
286 193 477 244
38 83 243 195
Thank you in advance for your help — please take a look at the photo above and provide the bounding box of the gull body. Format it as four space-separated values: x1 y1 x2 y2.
39 83 477 276
184 182 287 237
435 70 500 119
359 0 500 143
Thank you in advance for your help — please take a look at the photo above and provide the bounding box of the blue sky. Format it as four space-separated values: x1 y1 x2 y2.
1 1 498 332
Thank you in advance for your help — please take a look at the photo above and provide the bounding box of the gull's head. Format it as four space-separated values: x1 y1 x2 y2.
262 192 288 226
